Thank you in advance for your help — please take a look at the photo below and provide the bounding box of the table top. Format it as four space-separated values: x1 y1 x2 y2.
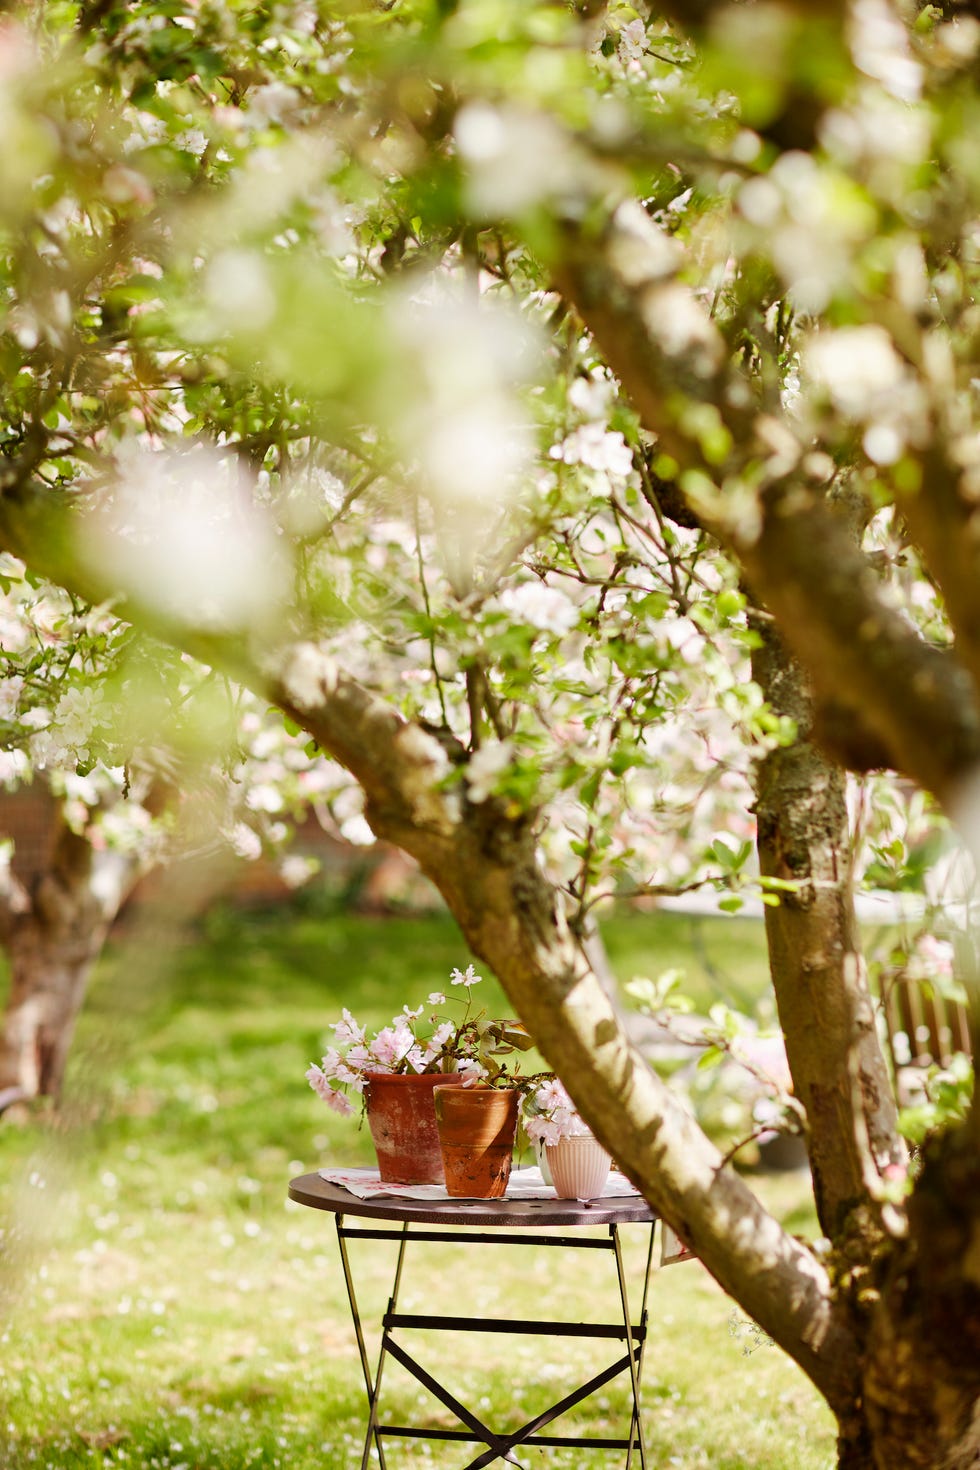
288 1171 658 1228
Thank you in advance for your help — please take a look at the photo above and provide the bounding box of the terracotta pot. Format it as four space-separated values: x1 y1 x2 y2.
364 1071 464 1184
433 1084 519 1199
545 1134 611 1199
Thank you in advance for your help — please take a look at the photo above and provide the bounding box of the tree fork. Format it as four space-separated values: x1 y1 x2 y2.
324 738 865 1412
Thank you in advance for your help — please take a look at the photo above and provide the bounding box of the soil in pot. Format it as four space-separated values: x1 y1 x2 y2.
365 1071 464 1184
433 1084 519 1198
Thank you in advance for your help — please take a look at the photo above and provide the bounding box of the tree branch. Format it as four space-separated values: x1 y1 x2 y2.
548 201 980 809
0 486 862 1403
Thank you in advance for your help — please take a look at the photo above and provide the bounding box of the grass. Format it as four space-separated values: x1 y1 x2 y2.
0 897 835 1470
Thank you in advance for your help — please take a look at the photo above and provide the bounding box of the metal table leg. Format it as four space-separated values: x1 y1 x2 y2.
612 1222 655 1470
335 1214 410 1470
335 1218 657 1468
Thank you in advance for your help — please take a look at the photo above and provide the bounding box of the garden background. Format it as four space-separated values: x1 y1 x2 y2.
1 894 835 1470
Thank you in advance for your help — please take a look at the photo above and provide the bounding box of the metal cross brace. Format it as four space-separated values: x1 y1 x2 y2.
334 1215 656 1470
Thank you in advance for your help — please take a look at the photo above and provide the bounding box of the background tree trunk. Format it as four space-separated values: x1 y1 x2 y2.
0 794 135 1101
750 611 904 1239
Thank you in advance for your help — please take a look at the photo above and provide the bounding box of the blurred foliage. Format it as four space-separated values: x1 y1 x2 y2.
0 0 977 1168
0 0 975 941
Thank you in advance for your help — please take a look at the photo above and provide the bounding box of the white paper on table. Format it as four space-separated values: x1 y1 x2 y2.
660 1223 697 1265
319 1164 642 1203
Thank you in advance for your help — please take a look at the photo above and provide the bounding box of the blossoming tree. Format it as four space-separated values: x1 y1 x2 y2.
0 558 344 1103
0 2 979 1467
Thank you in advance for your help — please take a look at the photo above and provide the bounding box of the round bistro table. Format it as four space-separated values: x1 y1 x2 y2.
288 1171 659 1470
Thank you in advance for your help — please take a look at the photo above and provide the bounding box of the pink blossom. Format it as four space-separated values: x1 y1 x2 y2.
333 1008 366 1046
306 1062 332 1100
526 1078 587 1139
916 934 954 975
324 1088 354 1116
526 1115 564 1145
737 1035 792 1090
536 1078 572 1113
333 1060 367 1091
427 991 446 1005
404 1043 427 1072
306 1064 355 1116
423 1021 455 1063
450 964 482 988
370 1024 415 1069
318 1047 345 1081
402 1003 424 1020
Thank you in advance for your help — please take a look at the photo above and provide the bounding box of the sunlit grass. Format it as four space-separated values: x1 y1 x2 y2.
0 900 834 1469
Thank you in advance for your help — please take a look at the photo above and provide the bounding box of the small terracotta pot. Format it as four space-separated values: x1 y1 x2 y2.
546 1134 611 1199
433 1084 519 1199
364 1071 464 1184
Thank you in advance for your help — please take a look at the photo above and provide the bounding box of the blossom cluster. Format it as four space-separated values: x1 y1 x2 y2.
522 1077 588 1144
305 964 489 1117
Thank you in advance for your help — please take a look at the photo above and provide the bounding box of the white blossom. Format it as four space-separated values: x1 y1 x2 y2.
0 675 24 719
550 424 634 477
805 326 905 419
567 374 615 419
454 104 584 217
54 685 105 750
229 823 263 861
618 18 647 63
247 82 300 126
284 642 338 711
464 742 513 804
279 854 318 889
849 0 921 102
245 783 286 814
82 443 289 634
498 583 578 637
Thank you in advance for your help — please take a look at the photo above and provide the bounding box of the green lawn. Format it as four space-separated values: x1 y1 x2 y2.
0 899 834 1470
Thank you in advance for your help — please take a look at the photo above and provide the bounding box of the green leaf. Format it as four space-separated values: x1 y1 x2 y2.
697 1046 724 1071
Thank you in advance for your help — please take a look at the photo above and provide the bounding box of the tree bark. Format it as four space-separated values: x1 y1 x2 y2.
862 1124 980 1470
751 611 905 1239
0 810 132 1099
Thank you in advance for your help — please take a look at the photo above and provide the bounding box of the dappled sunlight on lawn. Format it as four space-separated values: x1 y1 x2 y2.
0 906 833 1469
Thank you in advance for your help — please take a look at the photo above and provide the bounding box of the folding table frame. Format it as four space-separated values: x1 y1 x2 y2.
288 1173 659 1470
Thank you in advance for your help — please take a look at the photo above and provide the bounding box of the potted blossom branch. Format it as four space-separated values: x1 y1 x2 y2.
522 1077 611 1199
430 1032 556 1200
306 964 534 1185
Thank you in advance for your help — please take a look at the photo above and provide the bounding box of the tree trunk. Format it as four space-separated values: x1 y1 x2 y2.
751 612 905 1239
0 928 101 1097
861 1123 980 1469
0 814 132 1100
